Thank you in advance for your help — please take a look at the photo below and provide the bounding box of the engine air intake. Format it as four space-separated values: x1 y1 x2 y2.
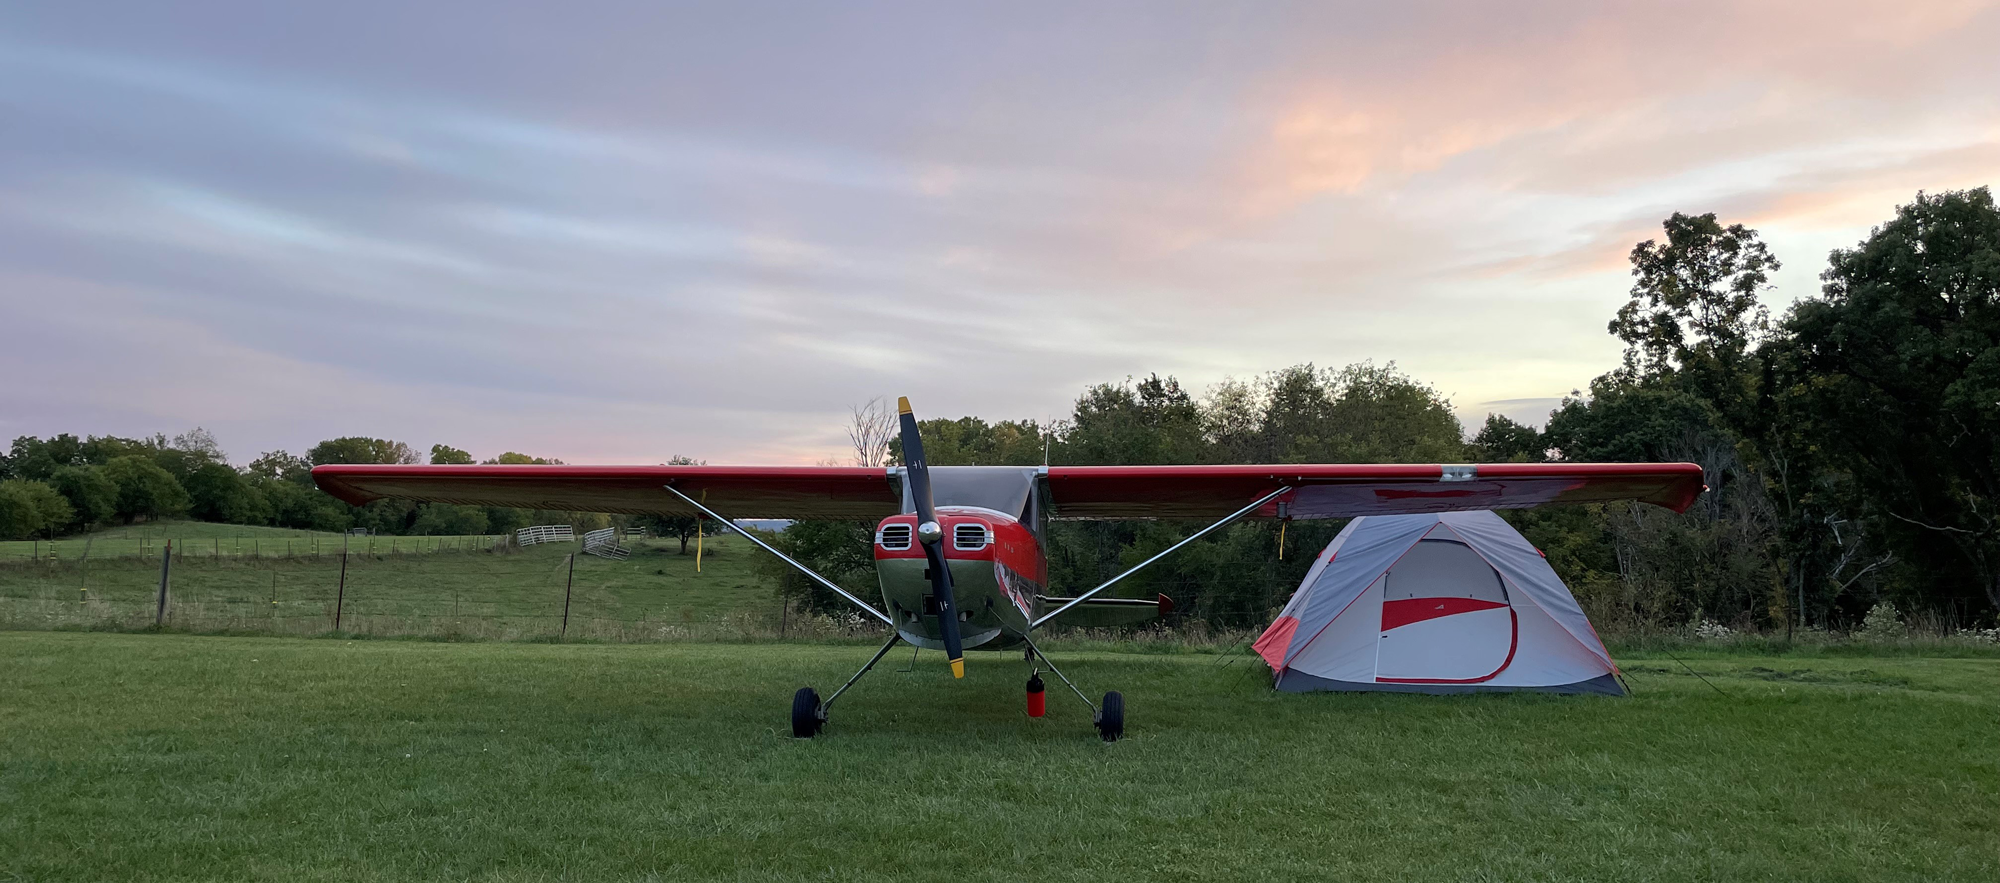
877 524 912 550
953 523 989 551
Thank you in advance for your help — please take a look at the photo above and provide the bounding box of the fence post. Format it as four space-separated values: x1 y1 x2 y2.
155 540 172 626
79 535 93 600
560 553 576 639
335 534 349 632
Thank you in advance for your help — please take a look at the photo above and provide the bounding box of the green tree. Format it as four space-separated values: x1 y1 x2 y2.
184 463 269 524
100 456 191 523
1471 414 1543 462
1784 187 2000 613
258 478 352 532
307 438 419 466
0 480 75 539
1542 380 1723 463
887 417 1048 467
78 435 153 466
484 452 564 465
149 428 227 482
1611 211 1780 426
761 521 880 617
635 455 709 552
247 451 312 483
1054 374 1206 465
429 444 475 465
48 466 118 530
1200 363 1466 464
410 504 490 535
1320 362 1467 462
6 434 83 481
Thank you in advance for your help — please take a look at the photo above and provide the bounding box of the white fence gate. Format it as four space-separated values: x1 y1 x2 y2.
516 524 576 547
582 527 629 560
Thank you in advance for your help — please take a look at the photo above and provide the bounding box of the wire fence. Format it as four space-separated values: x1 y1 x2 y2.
0 531 508 564
0 539 878 643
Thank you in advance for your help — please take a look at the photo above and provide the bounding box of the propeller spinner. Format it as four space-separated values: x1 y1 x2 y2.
898 396 965 679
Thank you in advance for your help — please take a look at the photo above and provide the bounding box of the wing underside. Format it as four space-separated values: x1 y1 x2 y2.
311 462 1704 521
1042 463 1706 520
312 465 901 520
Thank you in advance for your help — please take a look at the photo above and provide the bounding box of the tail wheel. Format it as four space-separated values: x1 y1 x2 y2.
1094 691 1125 742
791 687 824 738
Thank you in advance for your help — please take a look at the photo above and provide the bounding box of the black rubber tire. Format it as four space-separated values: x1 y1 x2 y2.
1096 691 1125 742
791 687 823 738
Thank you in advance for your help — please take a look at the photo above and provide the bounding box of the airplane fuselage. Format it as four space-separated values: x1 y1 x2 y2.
873 506 1045 651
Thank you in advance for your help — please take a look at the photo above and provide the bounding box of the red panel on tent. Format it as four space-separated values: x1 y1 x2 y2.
1380 597 1509 631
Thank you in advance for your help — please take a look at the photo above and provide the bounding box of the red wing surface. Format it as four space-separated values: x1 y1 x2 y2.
311 465 900 520
1043 463 1704 520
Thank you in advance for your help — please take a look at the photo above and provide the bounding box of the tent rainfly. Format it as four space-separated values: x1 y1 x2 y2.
1253 509 1623 695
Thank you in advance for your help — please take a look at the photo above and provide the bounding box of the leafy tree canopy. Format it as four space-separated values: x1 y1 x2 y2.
429 444 475 465
99 456 191 523
0 479 74 540
889 417 1048 467
484 452 564 465
48 465 117 530
1784 186 2000 609
307 438 419 466
1471 414 1543 463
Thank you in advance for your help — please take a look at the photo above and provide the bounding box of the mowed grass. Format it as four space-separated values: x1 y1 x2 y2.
0 538 783 640
2 633 1995 882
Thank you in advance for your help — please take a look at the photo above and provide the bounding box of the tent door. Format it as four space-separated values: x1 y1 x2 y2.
1374 538 1517 683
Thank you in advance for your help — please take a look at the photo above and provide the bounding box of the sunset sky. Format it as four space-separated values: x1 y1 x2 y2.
4 1 1998 464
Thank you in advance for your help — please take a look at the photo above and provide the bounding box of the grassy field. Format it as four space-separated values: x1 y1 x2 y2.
1 633 1994 882
0 536 802 641
0 520 505 562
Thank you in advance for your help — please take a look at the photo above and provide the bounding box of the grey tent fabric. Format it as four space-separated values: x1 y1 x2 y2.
1255 510 1621 695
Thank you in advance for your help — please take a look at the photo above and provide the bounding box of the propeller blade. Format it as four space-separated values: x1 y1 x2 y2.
899 396 964 678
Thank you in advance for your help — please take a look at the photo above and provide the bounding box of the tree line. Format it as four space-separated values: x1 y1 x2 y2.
773 188 2000 633
7 187 1996 632
0 431 634 543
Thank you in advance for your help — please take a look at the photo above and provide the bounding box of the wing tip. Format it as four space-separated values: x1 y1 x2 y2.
308 466 381 507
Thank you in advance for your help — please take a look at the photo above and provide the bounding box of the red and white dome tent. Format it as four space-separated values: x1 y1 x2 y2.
1253 510 1623 695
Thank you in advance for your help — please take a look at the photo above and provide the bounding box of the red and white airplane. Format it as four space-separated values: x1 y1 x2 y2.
313 398 1703 741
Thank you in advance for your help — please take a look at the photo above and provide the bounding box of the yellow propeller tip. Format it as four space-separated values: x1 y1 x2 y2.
950 658 965 679
897 396 913 415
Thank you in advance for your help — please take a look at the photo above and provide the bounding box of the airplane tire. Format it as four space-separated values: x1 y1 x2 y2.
791 687 823 738
1096 691 1124 742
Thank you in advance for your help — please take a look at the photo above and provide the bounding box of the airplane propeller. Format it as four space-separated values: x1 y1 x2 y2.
898 396 965 679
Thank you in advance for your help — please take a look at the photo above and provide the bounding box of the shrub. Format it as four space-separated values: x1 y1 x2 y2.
1860 601 1907 640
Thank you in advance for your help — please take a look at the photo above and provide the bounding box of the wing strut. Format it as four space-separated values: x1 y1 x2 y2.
1032 486 1292 629
662 483 895 627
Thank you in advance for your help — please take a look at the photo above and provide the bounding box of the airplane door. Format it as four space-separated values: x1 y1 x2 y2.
1374 538 1516 683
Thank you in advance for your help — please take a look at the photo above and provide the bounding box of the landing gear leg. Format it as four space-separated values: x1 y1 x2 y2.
1022 636 1125 742
793 632 901 739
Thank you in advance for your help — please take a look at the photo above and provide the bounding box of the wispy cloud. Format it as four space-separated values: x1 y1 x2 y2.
2 1 1997 462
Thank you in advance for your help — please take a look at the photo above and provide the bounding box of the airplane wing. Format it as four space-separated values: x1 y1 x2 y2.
311 465 901 519
312 462 1703 521
1041 463 1705 520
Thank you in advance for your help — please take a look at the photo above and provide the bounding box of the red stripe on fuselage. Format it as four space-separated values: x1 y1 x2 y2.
1379 597 1508 632
872 510 1045 583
